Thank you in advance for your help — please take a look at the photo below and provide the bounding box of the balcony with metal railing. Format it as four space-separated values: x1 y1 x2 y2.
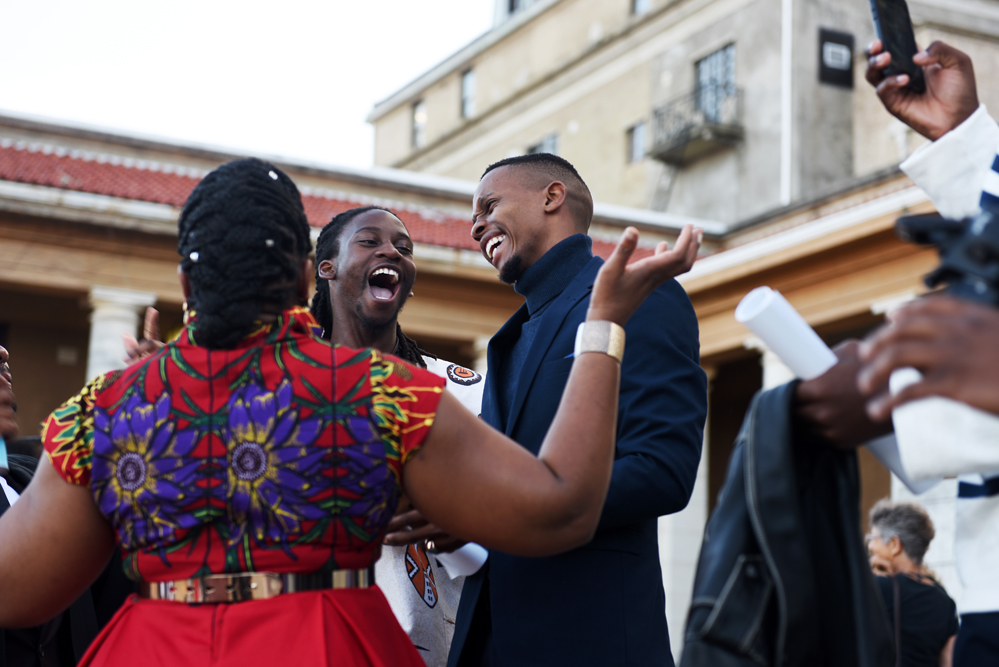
649 83 744 166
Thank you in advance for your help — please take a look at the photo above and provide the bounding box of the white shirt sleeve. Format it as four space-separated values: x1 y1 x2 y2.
900 104 999 219
866 435 942 495
0 476 19 506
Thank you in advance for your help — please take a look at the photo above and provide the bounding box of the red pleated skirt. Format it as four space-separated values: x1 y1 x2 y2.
78 586 426 667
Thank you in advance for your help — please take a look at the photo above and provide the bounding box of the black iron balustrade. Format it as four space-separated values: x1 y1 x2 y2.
650 83 744 166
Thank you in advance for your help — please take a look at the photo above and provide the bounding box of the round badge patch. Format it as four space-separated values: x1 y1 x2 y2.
446 364 482 386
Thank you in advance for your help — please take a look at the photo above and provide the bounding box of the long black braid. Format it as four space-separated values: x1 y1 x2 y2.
178 158 311 349
309 206 433 368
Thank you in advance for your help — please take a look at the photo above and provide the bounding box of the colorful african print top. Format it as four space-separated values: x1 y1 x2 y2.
42 307 445 582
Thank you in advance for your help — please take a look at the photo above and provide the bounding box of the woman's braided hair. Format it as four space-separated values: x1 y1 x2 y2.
309 206 433 368
178 158 312 349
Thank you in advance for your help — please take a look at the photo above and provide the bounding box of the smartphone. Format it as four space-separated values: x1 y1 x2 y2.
869 0 926 93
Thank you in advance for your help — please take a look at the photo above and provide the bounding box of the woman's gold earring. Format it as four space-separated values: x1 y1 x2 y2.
182 301 190 325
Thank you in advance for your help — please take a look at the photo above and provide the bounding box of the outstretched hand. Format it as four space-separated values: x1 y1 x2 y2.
0 374 16 442
0 346 16 441
865 39 979 141
122 307 165 365
588 225 701 326
857 296 999 419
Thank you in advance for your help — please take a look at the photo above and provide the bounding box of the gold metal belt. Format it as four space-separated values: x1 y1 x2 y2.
139 567 375 604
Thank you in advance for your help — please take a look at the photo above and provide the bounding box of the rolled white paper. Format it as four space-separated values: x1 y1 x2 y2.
434 542 488 579
890 367 999 483
734 287 838 380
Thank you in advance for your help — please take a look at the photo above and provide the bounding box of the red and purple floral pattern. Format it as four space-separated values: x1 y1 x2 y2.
43 307 444 581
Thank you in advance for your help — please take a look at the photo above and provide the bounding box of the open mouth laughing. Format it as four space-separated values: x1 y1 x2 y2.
368 266 401 301
483 234 507 264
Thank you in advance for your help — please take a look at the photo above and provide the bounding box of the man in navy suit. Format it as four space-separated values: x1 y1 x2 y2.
446 154 707 666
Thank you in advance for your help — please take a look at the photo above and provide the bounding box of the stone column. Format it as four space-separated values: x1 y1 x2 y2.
86 286 157 381
659 365 715 662
473 334 491 375
744 337 795 389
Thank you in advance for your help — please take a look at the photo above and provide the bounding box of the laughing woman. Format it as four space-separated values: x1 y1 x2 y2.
0 159 700 666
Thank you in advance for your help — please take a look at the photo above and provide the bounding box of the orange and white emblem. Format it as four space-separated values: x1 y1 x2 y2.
446 364 482 386
405 542 438 608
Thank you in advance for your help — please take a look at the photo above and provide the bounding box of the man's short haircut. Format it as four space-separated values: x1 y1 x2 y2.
482 153 594 231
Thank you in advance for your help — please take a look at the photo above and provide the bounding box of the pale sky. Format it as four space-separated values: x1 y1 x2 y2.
1 1 494 168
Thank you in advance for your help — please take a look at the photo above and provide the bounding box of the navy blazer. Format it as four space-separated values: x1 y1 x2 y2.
449 256 707 667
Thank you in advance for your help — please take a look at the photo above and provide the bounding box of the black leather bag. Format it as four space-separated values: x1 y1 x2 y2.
680 383 894 667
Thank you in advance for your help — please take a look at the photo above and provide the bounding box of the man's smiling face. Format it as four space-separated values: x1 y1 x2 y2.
320 209 417 331
471 166 554 284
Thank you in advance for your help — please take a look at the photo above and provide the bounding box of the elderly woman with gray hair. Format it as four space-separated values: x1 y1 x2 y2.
867 499 958 667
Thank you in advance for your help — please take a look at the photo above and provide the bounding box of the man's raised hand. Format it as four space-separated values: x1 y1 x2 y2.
865 39 979 141
588 225 701 326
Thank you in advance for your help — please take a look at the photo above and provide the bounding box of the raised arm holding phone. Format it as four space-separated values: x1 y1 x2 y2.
863 33 999 667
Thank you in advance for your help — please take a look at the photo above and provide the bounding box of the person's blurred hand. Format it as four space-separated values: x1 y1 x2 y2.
383 508 467 553
0 346 17 441
795 340 893 449
865 39 979 141
0 345 11 388
858 296 999 419
122 307 164 365
869 553 893 576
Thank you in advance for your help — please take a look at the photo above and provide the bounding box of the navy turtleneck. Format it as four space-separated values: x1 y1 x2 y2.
496 233 594 426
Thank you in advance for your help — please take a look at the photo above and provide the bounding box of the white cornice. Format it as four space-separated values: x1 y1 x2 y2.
677 186 930 284
593 201 726 236
0 180 179 235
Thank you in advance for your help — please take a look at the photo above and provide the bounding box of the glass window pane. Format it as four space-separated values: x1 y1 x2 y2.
461 69 476 118
696 44 736 122
412 100 427 148
627 122 646 162
527 133 558 155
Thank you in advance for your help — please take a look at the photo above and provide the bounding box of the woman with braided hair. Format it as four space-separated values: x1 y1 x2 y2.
312 206 485 665
0 158 701 666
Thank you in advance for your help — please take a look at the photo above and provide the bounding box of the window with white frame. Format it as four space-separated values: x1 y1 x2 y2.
632 0 651 15
412 100 428 149
461 69 476 119
626 122 646 163
695 44 736 123
526 133 558 155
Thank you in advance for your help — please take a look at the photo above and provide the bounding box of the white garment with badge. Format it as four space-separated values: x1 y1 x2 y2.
376 356 485 667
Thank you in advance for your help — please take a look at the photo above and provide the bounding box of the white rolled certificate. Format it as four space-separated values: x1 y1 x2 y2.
734 287 838 380
434 542 488 579
890 368 999 483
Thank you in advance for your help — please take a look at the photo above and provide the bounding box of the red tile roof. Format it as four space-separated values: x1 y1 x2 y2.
0 141 644 261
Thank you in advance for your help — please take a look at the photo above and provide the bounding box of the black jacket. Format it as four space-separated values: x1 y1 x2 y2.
1 454 135 667
680 383 894 667
450 250 707 667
